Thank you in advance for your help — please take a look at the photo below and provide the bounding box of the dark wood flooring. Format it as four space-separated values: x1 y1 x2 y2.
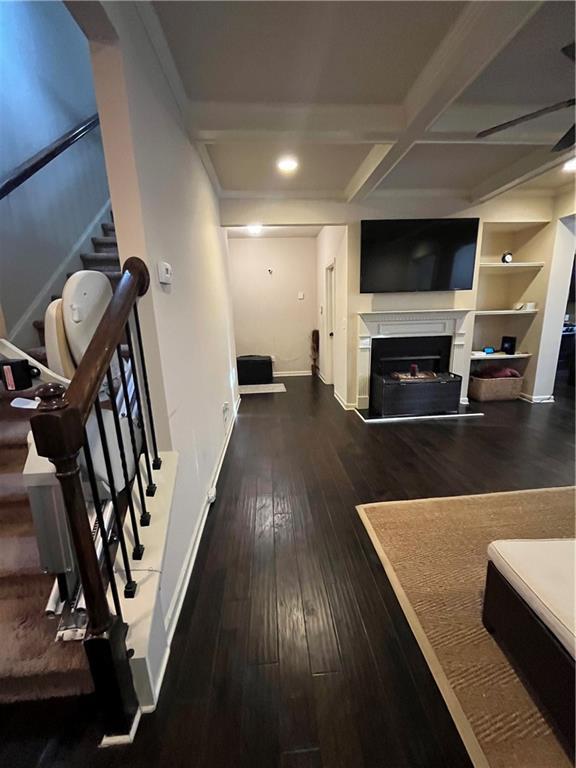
1 377 574 768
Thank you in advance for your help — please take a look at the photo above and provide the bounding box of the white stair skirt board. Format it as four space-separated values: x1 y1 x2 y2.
100 709 142 748
239 383 287 394
355 409 484 425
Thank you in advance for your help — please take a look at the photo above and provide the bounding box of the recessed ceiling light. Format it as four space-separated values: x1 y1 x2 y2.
562 158 576 172
276 155 299 174
246 223 263 236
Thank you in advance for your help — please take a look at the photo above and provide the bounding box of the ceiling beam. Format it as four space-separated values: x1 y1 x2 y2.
470 148 573 203
346 1 542 201
188 102 404 143
419 132 558 146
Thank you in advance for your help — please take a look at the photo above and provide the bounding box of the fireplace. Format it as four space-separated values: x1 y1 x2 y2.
369 335 462 417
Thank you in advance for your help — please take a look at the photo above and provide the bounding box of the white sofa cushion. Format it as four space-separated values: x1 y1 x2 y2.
487 539 575 658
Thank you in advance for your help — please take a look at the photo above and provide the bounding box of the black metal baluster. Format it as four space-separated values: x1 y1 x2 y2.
125 322 156 497
106 369 144 560
94 398 137 598
117 345 150 526
83 433 123 620
133 304 162 470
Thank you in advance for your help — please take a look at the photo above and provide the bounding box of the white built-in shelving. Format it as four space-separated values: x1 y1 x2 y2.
475 309 538 317
471 220 551 384
471 352 532 360
479 262 544 274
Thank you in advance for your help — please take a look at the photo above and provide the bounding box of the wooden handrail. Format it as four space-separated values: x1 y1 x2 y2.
0 114 100 200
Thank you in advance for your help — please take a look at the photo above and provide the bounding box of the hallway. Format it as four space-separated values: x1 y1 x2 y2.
1 376 574 767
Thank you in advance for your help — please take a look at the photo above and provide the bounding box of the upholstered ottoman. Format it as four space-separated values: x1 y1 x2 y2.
236 355 273 385
483 539 575 753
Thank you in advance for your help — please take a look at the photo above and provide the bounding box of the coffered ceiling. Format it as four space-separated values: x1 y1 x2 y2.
151 1 575 205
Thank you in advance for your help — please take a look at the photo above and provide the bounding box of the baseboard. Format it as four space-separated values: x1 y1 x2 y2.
9 198 111 346
163 401 238 644
99 708 142 748
273 370 312 377
519 393 555 404
317 371 329 385
354 408 484 425
334 389 356 410
139 643 171 714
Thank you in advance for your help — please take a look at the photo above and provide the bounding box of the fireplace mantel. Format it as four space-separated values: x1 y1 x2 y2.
356 308 473 409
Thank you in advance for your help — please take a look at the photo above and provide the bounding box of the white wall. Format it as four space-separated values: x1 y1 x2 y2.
88 3 238 635
0 1 110 348
228 236 317 375
532 211 575 399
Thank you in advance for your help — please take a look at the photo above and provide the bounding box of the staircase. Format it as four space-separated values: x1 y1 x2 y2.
0 215 121 704
32 215 120 347
0 395 92 703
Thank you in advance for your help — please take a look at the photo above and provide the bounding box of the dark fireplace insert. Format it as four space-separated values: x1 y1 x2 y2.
369 336 461 418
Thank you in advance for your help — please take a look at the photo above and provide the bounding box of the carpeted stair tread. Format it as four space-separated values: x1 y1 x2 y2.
0 446 28 474
0 408 93 703
0 488 33 535
0 573 93 703
0 536 41 577
91 236 118 252
0 472 27 502
80 252 120 269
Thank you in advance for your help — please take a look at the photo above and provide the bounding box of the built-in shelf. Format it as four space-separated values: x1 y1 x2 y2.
479 262 544 274
471 352 532 360
475 309 538 317
481 221 549 234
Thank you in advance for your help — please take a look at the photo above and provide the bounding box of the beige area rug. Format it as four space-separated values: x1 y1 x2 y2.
358 487 575 768
238 383 286 394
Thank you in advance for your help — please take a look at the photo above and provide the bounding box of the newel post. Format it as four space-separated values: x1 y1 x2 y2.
31 384 139 737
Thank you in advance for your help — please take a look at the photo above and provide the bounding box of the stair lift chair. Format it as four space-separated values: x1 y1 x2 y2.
28 271 141 610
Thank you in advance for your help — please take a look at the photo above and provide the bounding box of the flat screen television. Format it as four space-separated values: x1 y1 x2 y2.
360 218 479 293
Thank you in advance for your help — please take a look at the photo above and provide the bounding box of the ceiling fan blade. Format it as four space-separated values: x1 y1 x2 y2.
561 42 575 62
477 99 576 138
552 124 575 152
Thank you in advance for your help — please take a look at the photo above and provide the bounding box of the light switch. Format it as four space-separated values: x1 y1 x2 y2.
157 261 173 285
298 291 305 300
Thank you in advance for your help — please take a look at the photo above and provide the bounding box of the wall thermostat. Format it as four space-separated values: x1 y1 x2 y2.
157 261 173 285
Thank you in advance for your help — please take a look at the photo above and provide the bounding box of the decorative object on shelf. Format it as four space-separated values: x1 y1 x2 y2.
501 336 517 355
482 346 495 355
513 301 537 311
501 251 513 263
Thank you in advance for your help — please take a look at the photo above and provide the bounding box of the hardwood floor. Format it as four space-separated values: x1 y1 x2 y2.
1 377 573 768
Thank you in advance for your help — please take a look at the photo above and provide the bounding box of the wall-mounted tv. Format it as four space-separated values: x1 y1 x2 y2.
360 218 479 293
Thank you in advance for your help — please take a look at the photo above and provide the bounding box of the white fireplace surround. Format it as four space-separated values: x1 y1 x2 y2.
357 309 473 410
